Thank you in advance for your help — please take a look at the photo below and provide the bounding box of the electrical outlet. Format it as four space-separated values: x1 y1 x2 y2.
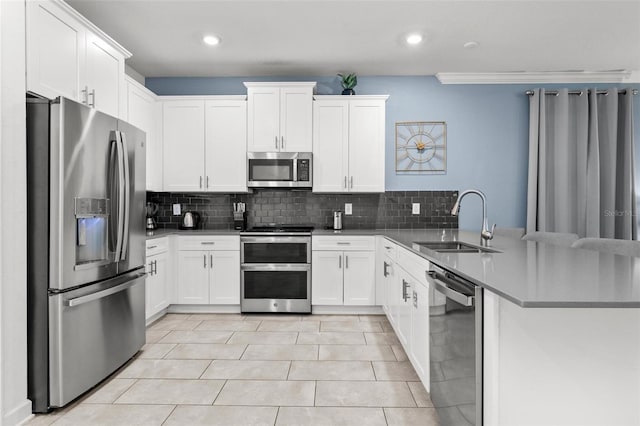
412 203 420 215
345 203 352 215
173 203 181 215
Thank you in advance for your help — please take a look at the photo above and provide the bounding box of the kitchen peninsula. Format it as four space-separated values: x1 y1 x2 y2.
147 227 640 426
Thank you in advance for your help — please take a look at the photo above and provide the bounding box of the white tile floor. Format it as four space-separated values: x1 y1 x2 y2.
27 313 438 426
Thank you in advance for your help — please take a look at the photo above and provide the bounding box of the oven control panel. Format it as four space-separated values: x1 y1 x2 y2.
297 159 310 182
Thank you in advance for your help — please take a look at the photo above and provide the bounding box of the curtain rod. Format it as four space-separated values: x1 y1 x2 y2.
525 89 638 96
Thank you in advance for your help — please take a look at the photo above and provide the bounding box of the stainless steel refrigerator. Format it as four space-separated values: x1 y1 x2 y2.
26 96 146 412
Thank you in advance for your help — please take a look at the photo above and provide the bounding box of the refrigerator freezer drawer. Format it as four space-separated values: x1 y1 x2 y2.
48 270 146 407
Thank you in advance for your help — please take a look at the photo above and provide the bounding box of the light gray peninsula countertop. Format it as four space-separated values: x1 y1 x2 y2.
377 229 640 308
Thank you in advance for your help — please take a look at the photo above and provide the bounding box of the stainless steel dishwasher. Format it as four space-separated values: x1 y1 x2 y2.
427 264 482 426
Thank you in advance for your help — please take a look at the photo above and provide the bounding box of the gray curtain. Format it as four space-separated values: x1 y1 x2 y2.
526 88 637 240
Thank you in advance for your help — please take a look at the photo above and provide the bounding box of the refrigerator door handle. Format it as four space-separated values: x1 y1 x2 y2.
118 131 131 261
65 271 146 307
108 131 125 261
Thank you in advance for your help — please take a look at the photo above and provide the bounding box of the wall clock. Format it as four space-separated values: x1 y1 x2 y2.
395 121 446 174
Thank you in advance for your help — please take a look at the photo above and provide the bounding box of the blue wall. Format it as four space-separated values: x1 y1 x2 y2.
147 76 640 231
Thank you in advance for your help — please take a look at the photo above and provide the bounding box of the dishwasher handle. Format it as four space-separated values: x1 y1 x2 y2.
426 270 475 307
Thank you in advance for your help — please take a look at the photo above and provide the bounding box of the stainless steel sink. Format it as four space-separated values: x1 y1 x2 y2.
414 241 501 254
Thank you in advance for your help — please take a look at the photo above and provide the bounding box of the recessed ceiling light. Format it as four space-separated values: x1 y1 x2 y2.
406 34 423 45
463 41 479 49
203 35 221 46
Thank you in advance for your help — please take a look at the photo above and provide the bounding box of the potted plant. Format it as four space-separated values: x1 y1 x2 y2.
338 73 357 95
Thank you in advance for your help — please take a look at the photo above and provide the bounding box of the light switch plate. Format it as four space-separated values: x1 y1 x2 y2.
173 203 181 215
412 203 420 215
345 203 352 215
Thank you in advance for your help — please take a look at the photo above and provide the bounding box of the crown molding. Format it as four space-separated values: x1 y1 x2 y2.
435 71 633 84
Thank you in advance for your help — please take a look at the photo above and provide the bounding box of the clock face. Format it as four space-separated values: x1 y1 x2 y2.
395 122 446 173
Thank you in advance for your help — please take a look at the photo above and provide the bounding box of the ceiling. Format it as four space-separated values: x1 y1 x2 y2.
66 0 640 79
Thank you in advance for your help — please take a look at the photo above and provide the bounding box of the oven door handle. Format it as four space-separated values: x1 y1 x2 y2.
241 237 310 244
241 264 310 271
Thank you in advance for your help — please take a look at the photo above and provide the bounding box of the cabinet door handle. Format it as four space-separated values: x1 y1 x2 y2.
88 89 96 107
275 136 278 149
200 176 203 188
338 255 342 269
81 86 89 104
383 261 389 277
345 255 349 269
350 176 353 188
203 254 207 268
281 136 284 150
148 262 153 274
154 260 158 275
402 279 410 301
344 176 347 189
210 254 213 269
206 176 210 189
413 290 418 308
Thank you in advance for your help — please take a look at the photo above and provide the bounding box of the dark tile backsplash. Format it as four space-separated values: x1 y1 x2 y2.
146 190 459 230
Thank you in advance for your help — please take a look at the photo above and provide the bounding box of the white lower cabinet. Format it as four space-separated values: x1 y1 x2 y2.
146 238 170 320
177 250 210 304
311 236 376 306
312 250 375 306
409 278 430 385
380 245 431 391
343 251 376 305
311 251 344 305
176 236 240 305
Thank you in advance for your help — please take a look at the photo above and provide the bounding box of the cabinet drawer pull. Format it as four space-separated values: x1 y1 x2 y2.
147 245 157 249
201 241 216 245
337 242 351 245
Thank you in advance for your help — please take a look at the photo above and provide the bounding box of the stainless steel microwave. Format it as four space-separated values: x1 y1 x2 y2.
247 152 312 188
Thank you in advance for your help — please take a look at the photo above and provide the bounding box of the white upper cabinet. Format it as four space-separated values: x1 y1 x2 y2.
161 96 248 193
245 82 316 152
205 100 247 192
27 0 130 117
312 100 349 192
313 96 388 193
125 76 162 191
162 100 206 192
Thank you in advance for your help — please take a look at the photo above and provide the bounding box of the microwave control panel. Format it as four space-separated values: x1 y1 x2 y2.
297 159 310 181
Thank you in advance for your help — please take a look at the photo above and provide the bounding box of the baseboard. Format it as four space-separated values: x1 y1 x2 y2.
145 308 169 326
311 305 384 315
167 304 242 314
7 399 33 426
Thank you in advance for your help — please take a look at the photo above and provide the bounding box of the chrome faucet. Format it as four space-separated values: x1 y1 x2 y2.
451 189 496 246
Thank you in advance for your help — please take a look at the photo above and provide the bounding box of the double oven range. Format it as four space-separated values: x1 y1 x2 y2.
240 225 313 313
